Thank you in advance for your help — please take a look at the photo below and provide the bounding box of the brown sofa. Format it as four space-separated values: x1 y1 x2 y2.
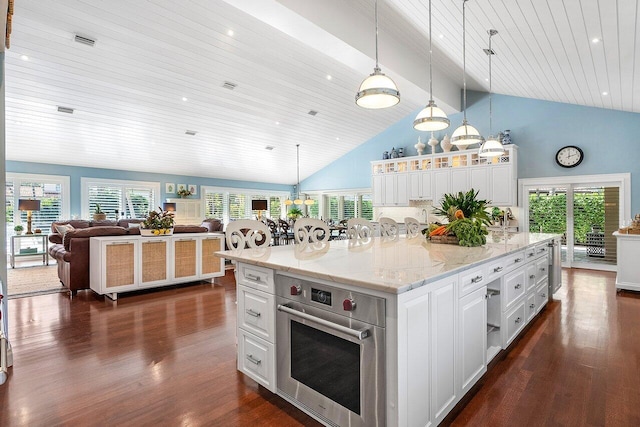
48 219 218 296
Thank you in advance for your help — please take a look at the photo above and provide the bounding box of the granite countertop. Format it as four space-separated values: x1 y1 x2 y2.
216 232 558 294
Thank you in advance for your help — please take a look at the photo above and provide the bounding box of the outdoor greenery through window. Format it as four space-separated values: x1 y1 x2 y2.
6 174 70 236
82 178 159 220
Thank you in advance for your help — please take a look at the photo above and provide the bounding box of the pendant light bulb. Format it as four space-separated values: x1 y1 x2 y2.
414 0 450 131
356 0 400 109
479 29 505 158
451 0 483 146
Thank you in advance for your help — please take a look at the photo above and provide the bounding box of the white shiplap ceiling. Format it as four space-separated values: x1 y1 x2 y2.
4 0 638 185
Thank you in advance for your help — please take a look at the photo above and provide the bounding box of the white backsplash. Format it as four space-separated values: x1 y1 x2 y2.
373 200 432 224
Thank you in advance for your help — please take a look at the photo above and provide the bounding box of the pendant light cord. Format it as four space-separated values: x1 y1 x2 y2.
428 0 433 99
375 0 379 69
489 31 493 135
296 144 300 200
462 0 468 121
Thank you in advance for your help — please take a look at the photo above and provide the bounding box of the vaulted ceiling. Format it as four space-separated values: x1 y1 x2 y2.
4 0 637 185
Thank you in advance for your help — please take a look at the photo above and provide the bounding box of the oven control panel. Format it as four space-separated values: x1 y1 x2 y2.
275 274 386 326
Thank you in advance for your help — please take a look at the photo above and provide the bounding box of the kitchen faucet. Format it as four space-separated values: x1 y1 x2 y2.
421 209 428 223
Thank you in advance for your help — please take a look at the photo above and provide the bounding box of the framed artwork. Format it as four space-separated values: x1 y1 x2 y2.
188 184 198 195
165 183 175 193
177 184 187 192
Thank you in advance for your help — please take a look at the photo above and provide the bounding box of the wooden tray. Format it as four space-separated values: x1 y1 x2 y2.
429 235 459 245
619 227 640 235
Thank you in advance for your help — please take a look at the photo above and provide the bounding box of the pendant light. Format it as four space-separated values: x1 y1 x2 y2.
451 0 483 146
479 29 505 157
355 0 400 109
413 0 450 132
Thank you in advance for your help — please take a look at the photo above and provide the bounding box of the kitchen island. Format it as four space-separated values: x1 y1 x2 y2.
216 232 561 427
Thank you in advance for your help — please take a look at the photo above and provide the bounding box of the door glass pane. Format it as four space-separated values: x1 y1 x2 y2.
573 186 617 266
360 194 373 220
528 187 567 262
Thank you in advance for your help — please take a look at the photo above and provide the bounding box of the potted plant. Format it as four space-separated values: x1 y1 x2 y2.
14 224 24 235
427 189 491 247
177 188 192 198
287 207 303 221
141 207 175 235
93 204 107 221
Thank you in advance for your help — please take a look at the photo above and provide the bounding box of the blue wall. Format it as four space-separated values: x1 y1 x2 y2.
302 91 640 213
7 161 294 218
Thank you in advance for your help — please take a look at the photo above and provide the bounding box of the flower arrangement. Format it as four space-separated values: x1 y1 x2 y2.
142 207 175 235
177 188 192 198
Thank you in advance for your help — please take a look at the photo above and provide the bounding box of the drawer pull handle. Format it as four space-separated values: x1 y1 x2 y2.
471 275 483 284
515 283 522 290
529 274 536 279
515 317 521 324
514 258 523 263
246 309 261 318
246 273 261 282
538 248 546 253
246 354 262 365
493 266 503 273
530 303 535 309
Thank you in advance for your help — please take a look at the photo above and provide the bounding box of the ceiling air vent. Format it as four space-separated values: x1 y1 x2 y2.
185 130 198 136
74 34 96 47
308 110 318 116
57 106 74 114
222 81 237 90
265 145 275 151
483 48 495 55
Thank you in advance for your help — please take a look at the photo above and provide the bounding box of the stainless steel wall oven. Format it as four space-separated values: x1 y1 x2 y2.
276 274 386 427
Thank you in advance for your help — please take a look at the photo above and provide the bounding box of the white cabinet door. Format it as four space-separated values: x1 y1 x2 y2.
383 175 396 205
490 165 515 206
372 175 384 206
432 169 450 207
458 286 487 394
396 173 409 205
431 278 458 425
469 167 491 203
409 172 422 200
139 238 170 287
172 236 199 281
450 168 469 195
421 171 433 199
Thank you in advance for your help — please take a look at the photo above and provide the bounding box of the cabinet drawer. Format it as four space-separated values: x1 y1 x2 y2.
536 279 549 313
534 243 549 259
535 258 548 285
504 269 526 311
504 301 526 347
238 330 275 392
237 285 275 342
237 263 274 293
486 257 508 282
459 266 487 297
505 251 526 272
526 264 537 292
524 246 537 261
526 293 537 322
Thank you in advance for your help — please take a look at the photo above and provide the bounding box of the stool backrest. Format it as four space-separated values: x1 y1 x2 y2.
225 219 271 249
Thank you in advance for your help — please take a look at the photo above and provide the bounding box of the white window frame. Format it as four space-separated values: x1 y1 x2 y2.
201 185 290 225
7 172 71 223
305 188 372 220
80 177 160 219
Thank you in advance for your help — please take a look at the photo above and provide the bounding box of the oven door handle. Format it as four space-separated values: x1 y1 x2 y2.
277 304 370 340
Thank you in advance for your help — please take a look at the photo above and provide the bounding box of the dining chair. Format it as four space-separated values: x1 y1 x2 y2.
293 218 331 243
265 218 281 246
278 219 295 245
225 219 272 249
404 217 423 238
379 217 399 238
346 218 374 239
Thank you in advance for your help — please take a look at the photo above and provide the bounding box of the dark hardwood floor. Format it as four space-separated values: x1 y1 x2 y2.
1 268 639 426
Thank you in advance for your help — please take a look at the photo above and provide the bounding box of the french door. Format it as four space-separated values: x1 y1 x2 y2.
521 174 630 272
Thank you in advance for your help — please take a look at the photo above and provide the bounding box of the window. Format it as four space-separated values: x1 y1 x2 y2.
6 173 70 236
314 190 372 221
81 178 160 220
201 186 289 225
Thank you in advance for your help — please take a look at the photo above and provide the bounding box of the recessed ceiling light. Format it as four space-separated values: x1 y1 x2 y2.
275 121 280 125
182 97 188 102
20 55 29 61
485 78 489 82
592 37 600 43
602 91 608 96
227 29 234 36
336 137 340 141
439 34 444 39
326 75 332 80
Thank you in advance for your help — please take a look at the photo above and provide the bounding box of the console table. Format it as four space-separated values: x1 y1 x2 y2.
89 233 225 299
10 234 49 268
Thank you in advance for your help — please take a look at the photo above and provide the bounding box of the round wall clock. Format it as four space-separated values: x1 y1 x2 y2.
555 145 584 168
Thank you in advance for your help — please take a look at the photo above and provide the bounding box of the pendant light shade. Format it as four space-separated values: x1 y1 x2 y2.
452 0 482 146
356 0 400 109
284 198 293 206
479 29 505 158
414 0 450 131
304 197 315 206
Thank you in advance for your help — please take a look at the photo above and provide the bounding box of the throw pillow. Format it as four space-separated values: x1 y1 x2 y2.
55 223 75 236
128 223 140 229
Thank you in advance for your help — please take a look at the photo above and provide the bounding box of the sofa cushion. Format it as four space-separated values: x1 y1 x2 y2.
90 220 117 227
201 218 223 232
53 220 91 229
63 226 128 250
49 234 63 244
175 225 208 233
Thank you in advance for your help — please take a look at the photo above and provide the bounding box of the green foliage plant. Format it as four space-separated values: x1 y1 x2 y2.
14 224 24 232
94 204 103 214
143 207 175 230
287 207 303 220
432 189 492 225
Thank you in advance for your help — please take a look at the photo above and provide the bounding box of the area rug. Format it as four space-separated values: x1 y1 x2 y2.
6 265 66 298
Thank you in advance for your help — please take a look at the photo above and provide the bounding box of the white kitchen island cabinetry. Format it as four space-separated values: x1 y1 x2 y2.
218 232 559 427
90 233 224 299
614 231 640 291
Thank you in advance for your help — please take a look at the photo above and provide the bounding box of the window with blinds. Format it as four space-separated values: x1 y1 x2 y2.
343 195 355 219
83 178 159 220
318 191 372 221
269 196 282 219
202 187 288 224
306 196 320 219
6 174 69 236
205 192 225 219
360 194 373 220
328 196 340 221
